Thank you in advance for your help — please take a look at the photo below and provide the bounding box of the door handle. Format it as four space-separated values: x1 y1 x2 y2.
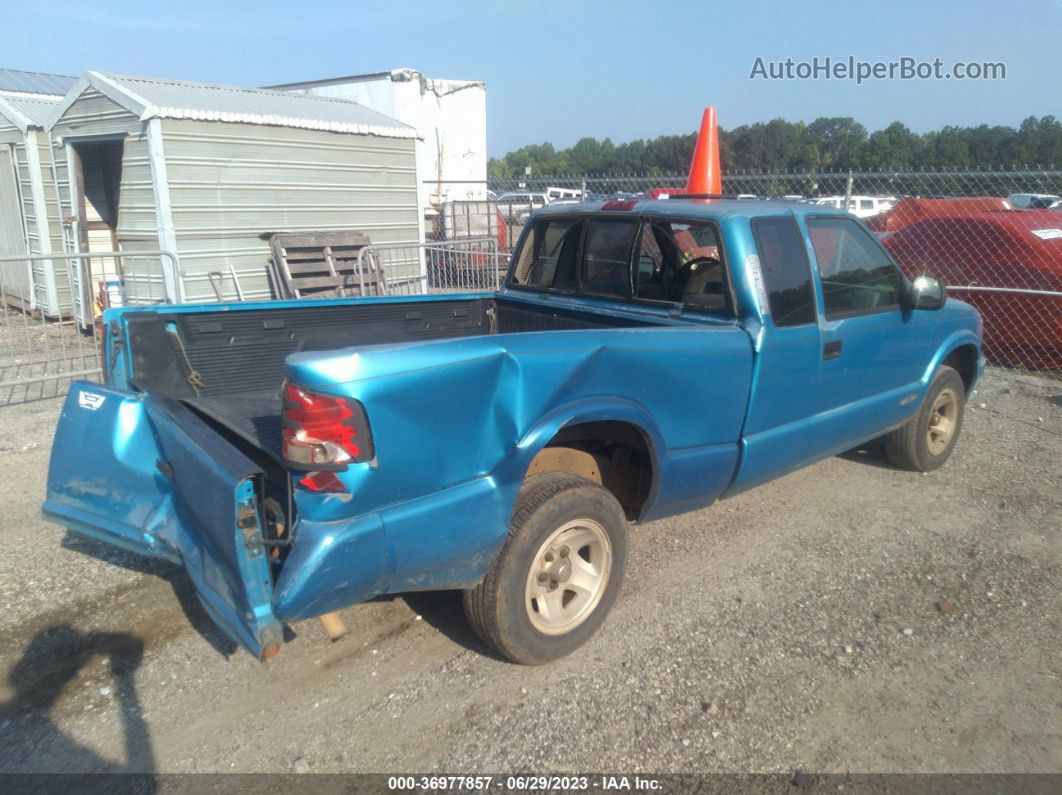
823 340 843 360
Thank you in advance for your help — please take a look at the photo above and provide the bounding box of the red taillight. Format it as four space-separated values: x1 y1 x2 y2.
298 471 346 492
602 199 638 211
282 383 373 470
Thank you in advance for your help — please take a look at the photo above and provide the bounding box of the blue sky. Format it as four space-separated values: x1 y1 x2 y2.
3 0 1059 155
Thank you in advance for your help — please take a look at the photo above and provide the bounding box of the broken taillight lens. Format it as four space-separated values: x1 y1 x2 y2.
282 383 374 471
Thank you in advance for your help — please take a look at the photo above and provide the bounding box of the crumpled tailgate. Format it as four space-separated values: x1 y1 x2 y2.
43 382 284 658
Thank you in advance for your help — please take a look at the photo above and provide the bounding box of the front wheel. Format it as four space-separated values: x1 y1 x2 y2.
463 473 628 664
885 365 966 472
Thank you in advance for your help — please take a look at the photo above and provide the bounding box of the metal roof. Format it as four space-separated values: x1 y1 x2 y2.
53 71 415 138
265 67 484 91
0 94 60 131
0 68 77 97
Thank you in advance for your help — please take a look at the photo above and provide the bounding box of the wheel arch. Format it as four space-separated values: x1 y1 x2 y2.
923 330 982 394
503 397 666 522
941 343 980 394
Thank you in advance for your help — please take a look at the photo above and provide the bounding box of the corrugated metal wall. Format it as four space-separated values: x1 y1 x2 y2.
0 136 27 259
0 117 67 313
0 144 28 314
159 118 419 302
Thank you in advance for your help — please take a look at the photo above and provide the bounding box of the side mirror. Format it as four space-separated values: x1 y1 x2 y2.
910 275 947 310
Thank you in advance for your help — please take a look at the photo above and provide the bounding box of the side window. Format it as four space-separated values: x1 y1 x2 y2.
807 217 904 317
750 216 817 327
581 220 638 298
635 224 666 300
510 218 582 291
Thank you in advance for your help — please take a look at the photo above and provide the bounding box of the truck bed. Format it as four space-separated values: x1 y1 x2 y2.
124 295 661 459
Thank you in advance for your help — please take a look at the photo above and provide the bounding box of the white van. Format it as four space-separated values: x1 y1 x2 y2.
545 186 584 202
813 195 897 218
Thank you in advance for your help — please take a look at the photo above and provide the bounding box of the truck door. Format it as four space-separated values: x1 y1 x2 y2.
44 382 284 658
729 215 824 492
802 216 932 453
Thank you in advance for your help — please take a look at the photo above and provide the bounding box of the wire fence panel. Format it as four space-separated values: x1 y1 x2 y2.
429 169 1061 379
0 251 179 404
357 238 504 296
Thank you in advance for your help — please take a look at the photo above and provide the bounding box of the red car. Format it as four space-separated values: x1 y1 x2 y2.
864 197 1012 233
880 209 1062 369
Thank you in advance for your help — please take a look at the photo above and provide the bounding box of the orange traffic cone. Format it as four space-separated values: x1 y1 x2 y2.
685 106 721 196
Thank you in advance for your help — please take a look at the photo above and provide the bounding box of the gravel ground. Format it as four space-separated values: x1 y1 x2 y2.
0 367 1058 775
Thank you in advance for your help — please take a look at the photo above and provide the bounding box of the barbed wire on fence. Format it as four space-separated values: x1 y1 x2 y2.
480 168 1062 199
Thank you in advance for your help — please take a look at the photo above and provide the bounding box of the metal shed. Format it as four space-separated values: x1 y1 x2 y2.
0 80 74 316
48 71 419 316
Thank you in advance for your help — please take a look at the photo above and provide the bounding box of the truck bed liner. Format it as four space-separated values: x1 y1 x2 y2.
185 391 285 460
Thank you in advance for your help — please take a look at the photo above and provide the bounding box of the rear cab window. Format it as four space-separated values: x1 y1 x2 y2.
635 221 730 312
581 219 639 298
509 212 735 316
510 218 582 291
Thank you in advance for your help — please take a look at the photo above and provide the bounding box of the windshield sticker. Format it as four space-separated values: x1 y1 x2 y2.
1030 228 1062 240
78 390 106 411
746 253 770 313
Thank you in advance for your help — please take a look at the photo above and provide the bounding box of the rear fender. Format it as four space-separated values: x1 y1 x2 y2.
495 396 666 517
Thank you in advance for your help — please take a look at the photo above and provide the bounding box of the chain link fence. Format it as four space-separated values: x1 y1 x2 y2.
1 169 1058 407
434 169 1061 379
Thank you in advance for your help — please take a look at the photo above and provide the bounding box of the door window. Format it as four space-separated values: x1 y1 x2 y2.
807 217 904 317
750 216 817 327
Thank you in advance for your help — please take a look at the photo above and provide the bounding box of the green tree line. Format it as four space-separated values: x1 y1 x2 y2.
488 116 1062 177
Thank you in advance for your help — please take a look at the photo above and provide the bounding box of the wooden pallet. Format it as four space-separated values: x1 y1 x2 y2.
265 231 381 299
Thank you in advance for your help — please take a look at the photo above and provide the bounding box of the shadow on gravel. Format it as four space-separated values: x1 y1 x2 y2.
60 533 239 658
401 591 509 663
0 625 156 782
837 438 895 470
1048 394 1062 408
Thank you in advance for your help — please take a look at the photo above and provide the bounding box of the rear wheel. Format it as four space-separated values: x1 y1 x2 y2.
463 473 627 664
885 365 966 472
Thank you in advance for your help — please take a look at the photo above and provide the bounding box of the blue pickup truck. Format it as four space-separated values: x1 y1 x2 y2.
43 197 983 664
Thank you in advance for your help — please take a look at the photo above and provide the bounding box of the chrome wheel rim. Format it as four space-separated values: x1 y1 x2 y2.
524 519 612 635
927 387 958 456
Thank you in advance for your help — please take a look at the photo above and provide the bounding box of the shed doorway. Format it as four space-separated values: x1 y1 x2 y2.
71 138 124 323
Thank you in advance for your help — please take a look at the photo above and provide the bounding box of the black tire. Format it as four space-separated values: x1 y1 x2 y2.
884 365 966 472
463 472 628 664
